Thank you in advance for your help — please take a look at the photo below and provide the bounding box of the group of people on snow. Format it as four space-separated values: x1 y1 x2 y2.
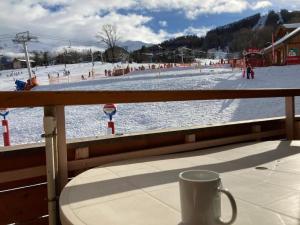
6 71 23 77
243 63 255 79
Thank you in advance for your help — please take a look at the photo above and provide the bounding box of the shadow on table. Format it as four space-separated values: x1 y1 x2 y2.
61 141 300 205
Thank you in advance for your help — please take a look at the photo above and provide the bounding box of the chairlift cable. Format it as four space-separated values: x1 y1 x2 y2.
33 33 99 46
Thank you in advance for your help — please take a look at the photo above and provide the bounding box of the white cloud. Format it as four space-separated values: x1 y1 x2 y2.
62 0 136 16
0 0 213 47
0 0 298 51
159 20 168 27
251 1 272 10
0 1 161 46
140 0 252 19
267 0 300 10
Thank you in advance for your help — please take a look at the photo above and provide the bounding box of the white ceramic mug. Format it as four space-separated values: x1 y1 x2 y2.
179 170 237 225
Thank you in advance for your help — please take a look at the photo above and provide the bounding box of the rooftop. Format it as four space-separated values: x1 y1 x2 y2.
60 140 300 225
283 23 300 29
263 27 300 53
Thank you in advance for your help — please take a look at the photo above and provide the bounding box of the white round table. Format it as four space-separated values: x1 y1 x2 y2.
60 142 300 225
59 160 182 225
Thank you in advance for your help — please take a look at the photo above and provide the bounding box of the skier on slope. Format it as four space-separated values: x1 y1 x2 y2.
246 64 251 79
250 66 255 79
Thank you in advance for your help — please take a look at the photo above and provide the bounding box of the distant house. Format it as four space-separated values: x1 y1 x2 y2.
263 23 300 65
0 56 13 70
139 53 153 63
104 46 129 63
275 23 300 39
12 58 35 69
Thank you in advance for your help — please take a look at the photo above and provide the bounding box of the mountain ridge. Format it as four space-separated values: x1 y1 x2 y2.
133 9 300 56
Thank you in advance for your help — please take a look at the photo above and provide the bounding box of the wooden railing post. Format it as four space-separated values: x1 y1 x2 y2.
43 106 58 225
56 105 68 192
252 125 261 141
285 96 295 140
44 106 68 224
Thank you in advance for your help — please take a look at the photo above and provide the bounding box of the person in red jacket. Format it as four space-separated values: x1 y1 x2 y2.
250 66 255 79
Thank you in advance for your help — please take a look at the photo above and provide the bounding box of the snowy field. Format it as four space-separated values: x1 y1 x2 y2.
1 61 300 146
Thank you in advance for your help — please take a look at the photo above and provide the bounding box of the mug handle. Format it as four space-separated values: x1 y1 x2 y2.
218 188 237 225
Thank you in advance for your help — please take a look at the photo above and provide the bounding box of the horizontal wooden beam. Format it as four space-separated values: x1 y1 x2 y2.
68 129 285 171
0 166 46 184
286 96 295 140
0 129 284 183
0 89 300 108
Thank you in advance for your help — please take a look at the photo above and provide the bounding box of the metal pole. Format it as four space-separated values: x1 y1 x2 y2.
158 53 161 77
174 51 175 63
90 49 94 75
44 107 58 225
100 51 104 64
64 49 67 71
56 106 68 192
23 42 32 80
2 119 10 146
91 49 94 66
272 32 275 64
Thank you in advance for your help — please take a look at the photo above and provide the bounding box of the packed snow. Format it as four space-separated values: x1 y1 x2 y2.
1 61 300 146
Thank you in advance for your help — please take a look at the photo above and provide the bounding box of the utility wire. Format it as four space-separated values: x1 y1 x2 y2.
0 33 15 37
0 37 14 40
34 33 99 46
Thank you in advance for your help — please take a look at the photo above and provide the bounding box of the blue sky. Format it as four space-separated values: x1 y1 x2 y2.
140 10 261 33
0 0 299 51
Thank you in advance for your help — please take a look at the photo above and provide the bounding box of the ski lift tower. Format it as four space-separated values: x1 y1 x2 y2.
90 48 95 73
63 41 71 71
157 45 163 77
12 31 38 80
0 46 3 56
0 47 3 70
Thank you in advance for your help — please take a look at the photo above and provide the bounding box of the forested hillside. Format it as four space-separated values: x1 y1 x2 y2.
132 10 300 62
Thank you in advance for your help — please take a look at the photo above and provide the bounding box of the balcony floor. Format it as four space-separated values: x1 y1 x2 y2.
60 141 300 225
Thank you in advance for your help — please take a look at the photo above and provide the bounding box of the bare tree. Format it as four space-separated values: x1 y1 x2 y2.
96 24 119 62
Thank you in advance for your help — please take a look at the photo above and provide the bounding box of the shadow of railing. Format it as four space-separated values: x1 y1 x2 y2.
61 141 300 205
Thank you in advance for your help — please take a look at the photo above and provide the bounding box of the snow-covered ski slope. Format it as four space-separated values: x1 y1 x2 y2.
0 62 153 90
1 61 300 145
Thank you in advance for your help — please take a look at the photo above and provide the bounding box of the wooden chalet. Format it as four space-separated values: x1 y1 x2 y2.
12 58 35 69
275 23 300 39
263 23 300 65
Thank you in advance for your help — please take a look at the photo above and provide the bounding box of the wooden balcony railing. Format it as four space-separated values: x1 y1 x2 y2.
0 89 298 225
0 89 300 107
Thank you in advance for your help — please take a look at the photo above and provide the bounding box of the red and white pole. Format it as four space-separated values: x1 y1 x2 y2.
2 119 10 146
103 103 117 135
272 32 275 64
107 121 115 135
